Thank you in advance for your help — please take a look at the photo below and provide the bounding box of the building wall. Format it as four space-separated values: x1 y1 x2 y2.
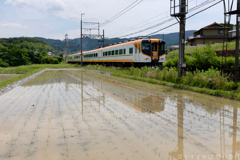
195 39 204 45
203 29 228 36
204 39 223 44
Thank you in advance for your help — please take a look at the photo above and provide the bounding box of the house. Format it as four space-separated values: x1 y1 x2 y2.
167 45 180 52
47 52 52 56
187 22 229 46
228 25 240 39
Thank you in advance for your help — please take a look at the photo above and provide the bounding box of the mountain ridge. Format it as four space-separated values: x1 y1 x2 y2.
34 30 196 53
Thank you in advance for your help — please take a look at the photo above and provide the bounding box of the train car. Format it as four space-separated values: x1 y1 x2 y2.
66 38 166 67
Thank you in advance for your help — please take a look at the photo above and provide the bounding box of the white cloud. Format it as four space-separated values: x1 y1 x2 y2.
4 0 30 8
0 23 29 28
44 0 66 13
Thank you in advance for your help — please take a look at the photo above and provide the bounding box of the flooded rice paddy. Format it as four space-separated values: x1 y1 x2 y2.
0 70 240 160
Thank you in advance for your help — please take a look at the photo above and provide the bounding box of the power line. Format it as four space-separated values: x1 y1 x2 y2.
99 0 131 19
107 0 196 37
100 0 139 26
147 0 223 36
100 0 143 27
84 0 100 14
114 0 220 38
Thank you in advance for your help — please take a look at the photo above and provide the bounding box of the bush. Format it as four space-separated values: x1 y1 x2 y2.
53 59 59 64
0 58 9 67
55 56 64 63
41 56 59 64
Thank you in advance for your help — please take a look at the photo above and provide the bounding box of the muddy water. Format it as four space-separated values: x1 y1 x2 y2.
0 70 239 160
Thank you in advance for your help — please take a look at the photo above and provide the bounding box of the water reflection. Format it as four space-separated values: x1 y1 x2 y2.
232 107 238 160
19 70 240 159
169 98 184 160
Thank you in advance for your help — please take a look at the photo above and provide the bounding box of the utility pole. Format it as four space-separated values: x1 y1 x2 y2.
235 1 240 81
170 0 188 77
224 0 240 81
80 18 104 65
103 30 105 47
81 13 84 67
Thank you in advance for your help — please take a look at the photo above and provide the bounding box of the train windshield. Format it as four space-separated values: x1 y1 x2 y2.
142 40 151 56
152 43 158 52
142 43 151 50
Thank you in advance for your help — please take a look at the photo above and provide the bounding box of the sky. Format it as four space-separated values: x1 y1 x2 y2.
0 0 237 40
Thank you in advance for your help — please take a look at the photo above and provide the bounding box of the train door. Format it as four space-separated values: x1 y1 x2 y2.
134 45 138 61
152 42 159 60
138 44 141 61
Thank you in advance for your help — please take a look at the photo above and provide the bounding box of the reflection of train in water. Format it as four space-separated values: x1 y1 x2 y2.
66 38 166 67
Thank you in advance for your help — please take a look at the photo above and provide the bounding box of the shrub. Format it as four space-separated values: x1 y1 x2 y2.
52 59 59 64
55 56 64 63
0 58 9 67
41 56 59 64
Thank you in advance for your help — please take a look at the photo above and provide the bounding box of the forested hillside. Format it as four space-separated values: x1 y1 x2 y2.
0 37 62 67
34 30 196 53
0 37 53 52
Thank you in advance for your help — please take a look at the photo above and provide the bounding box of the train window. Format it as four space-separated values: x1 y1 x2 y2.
108 51 111 55
129 48 133 54
119 49 123 55
112 51 114 55
152 43 158 52
115 50 118 55
161 44 165 50
142 43 150 50
96 53 98 57
123 49 126 54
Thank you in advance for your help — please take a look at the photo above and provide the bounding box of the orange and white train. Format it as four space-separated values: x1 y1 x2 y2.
66 38 166 67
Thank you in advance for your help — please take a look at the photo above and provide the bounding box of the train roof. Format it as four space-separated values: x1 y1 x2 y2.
68 38 165 56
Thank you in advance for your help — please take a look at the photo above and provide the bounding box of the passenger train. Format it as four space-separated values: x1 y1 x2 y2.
66 38 166 67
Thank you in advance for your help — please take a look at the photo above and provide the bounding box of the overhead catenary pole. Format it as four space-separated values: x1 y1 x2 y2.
179 1 186 77
170 0 188 77
103 30 105 47
81 13 84 67
235 0 240 81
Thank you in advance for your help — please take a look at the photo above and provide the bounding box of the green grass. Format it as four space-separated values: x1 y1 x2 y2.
166 42 237 61
82 65 240 101
0 74 20 82
0 64 78 89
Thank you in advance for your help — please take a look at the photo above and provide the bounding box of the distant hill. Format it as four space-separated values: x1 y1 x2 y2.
0 37 53 52
34 30 196 54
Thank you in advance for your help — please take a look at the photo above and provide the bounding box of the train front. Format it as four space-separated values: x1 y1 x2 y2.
141 39 166 66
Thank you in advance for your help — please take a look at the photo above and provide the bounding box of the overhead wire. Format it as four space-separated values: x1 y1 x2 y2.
100 0 140 26
113 0 221 38
146 0 223 36
100 0 143 27
107 0 197 37
84 0 101 14
97 0 129 18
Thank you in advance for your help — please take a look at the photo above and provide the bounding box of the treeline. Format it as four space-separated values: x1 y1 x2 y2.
0 38 63 67
0 37 53 52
